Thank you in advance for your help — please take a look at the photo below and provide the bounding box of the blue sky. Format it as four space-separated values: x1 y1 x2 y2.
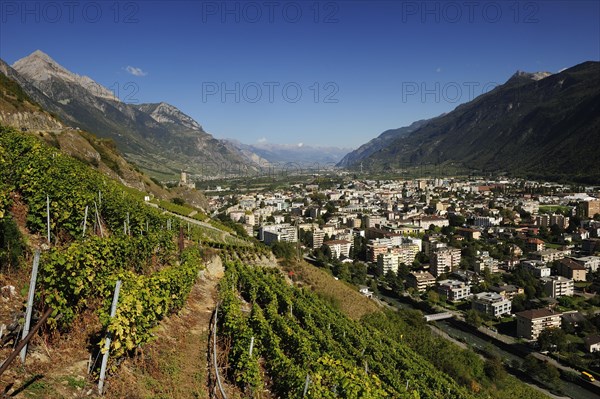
1 0 599 148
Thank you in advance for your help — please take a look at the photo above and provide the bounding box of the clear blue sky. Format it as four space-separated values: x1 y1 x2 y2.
1 0 599 148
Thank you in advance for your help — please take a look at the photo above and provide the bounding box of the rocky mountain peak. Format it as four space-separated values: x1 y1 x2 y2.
13 50 120 102
508 70 553 85
134 102 202 131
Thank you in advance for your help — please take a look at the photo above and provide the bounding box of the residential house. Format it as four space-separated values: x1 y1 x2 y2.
521 260 551 278
456 227 482 240
525 238 545 252
572 256 600 273
584 335 600 353
490 284 524 300
474 251 499 274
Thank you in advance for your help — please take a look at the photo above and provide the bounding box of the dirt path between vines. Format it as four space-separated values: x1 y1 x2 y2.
103 255 224 399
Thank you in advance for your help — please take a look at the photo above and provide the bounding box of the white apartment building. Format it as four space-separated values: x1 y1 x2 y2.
473 216 501 227
324 240 352 259
312 229 325 249
474 251 499 274
407 271 436 292
430 247 462 277
437 279 472 302
541 276 574 298
472 292 512 317
516 309 562 340
259 223 298 245
521 260 551 278
378 252 400 274
531 248 571 263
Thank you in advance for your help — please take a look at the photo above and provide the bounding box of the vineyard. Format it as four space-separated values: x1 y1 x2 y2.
0 127 219 380
216 261 475 399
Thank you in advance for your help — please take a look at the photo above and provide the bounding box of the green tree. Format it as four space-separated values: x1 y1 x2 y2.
171 197 185 206
426 290 440 305
484 355 507 382
465 309 483 328
349 261 367 285
333 261 351 282
448 214 466 227
538 328 567 353
271 241 296 260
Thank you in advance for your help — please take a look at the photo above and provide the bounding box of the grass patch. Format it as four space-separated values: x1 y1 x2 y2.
283 259 380 320
60 375 86 389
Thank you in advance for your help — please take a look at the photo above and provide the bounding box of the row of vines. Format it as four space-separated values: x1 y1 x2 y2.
0 126 209 370
217 261 474 399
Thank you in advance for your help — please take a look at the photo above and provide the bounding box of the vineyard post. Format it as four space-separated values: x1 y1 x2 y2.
83 205 89 238
302 374 310 396
178 226 185 254
98 280 122 395
0 307 53 377
212 303 227 399
94 201 104 237
249 336 254 356
46 195 50 244
123 221 127 235
20 249 40 363
406 380 409 390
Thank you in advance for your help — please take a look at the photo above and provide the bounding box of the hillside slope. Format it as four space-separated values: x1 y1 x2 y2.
356 61 600 182
337 119 432 167
4 51 254 179
0 68 208 205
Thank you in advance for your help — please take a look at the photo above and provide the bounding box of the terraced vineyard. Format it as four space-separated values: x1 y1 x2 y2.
216 261 475 399
0 126 227 373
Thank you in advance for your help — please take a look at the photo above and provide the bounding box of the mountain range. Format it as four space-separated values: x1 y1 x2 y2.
341 61 600 183
0 50 350 180
1 50 256 180
3 51 598 183
337 119 433 167
229 140 352 167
